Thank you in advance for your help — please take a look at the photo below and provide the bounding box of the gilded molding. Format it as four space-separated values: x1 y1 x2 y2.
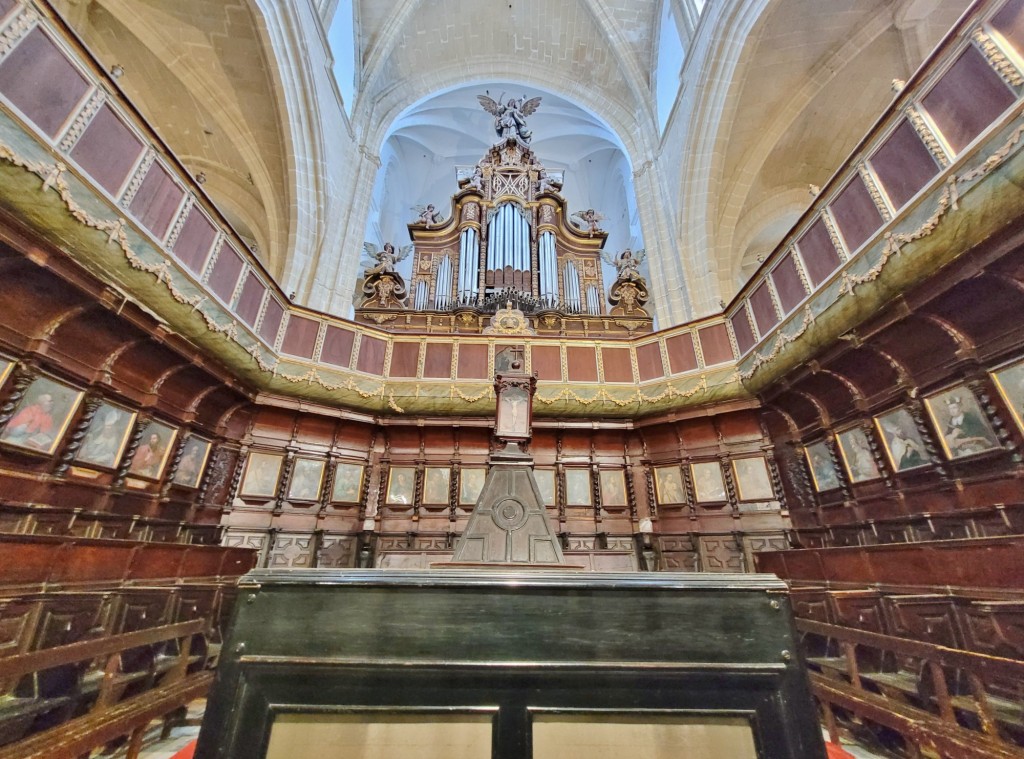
972 29 1024 89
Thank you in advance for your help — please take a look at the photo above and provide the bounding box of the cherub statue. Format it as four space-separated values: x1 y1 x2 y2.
571 209 605 235
361 241 413 276
412 203 444 227
601 248 647 282
460 165 485 193
477 92 542 144
537 170 562 195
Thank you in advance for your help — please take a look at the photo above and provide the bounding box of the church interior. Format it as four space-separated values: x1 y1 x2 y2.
0 0 1023 757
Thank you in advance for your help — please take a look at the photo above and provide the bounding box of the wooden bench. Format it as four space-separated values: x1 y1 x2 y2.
0 502 223 545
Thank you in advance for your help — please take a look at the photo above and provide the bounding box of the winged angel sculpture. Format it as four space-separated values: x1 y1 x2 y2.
571 209 605 235
477 93 542 144
600 248 646 283
361 242 413 276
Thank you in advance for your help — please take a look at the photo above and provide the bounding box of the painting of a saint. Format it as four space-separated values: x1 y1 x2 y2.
992 359 1024 437
288 458 325 501
924 386 1000 460
874 407 928 472
535 469 556 506
691 461 726 503
600 470 628 507
386 467 416 505
0 375 83 455
241 452 284 497
459 468 486 505
732 456 774 501
128 420 178 480
497 387 529 438
805 441 840 492
76 402 135 469
836 427 881 483
171 435 211 488
565 469 592 506
654 466 685 505
331 463 364 503
423 467 451 505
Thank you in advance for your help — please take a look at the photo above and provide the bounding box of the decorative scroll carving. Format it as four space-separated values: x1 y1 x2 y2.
482 301 534 335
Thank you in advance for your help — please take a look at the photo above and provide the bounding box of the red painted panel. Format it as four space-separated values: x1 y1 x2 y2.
870 119 939 209
770 252 807 314
566 346 598 382
698 323 734 365
356 335 386 375
69 103 143 195
829 175 883 253
389 342 420 378
0 28 89 137
532 345 562 381
922 46 1015 154
259 298 284 345
282 315 319 359
635 342 664 382
457 343 489 379
423 343 453 378
321 326 354 368
731 307 756 354
171 205 217 274
749 282 779 335
235 272 265 327
796 218 842 287
207 244 243 303
601 347 633 382
993 0 1024 57
128 162 184 239
665 333 697 374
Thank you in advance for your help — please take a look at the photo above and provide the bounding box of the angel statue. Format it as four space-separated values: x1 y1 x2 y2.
413 203 444 227
601 248 647 283
361 241 413 276
477 92 542 144
571 209 605 235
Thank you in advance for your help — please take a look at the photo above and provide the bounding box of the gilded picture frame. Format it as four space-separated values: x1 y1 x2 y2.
805 441 840 492
423 467 451 505
731 456 774 501
241 451 285 498
330 462 365 503
0 374 84 456
75 400 136 470
386 467 416 505
459 468 486 505
835 427 881 483
690 461 726 503
992 358 1024 437
564 469 592 506
535 469 556 506
171 434 212 488
127 419 179 481
599 470 628 507
653 465 685 505
923 384 1000 460
288 458 326 501
873 407 929 472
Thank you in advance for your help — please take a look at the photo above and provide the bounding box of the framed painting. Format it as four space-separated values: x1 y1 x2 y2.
654 465 685 505
288 458 325 501
241 451 284 497
836 427 881 483
690 461 726 503
732 456 774 501
386 467 416 505
535 469 556 506
459 468 486 505
330 462 364 503
874 407 929 472
75 401 136 470
171 434 211 488
599 470 628 507
992 358 1024 437
564 469 592 506
805 441 840 492
423 467 451 505
127 419 178 480
924 385 1000 460
0 374 83 455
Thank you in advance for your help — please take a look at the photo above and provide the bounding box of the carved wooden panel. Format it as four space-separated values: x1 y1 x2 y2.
657 535 698 572
698 536 745 573
266 533 316 568
317 534 358 569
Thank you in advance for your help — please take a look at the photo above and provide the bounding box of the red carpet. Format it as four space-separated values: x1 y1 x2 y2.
169 740 196 759
826 742 856 759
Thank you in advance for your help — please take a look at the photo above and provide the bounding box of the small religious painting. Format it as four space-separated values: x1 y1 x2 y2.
172 435 211 489
732 456 774 501
535 469 556 506
497 386 530 438
599 470 628 507
330 462 364 503
423 467 451 505
805 441 840 492
992 359 1024 437
75 401 136 470
288 458 325 501
874 407 929 472
0 374 83 455
241 451 284 497
127 419 178 480
924 386 1000 460
459 468 486 505
564 469 592 506
0 355 13 389
386 467 416 505
690 461 726 503
836 427 881 483
654 465 685 505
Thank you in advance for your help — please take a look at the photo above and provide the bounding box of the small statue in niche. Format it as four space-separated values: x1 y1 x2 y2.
477 92 542 144
362 241 412 276
602 248 646 282
604 248 650 317
413 203 444 227
359 242 412 309
571 208 605 235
